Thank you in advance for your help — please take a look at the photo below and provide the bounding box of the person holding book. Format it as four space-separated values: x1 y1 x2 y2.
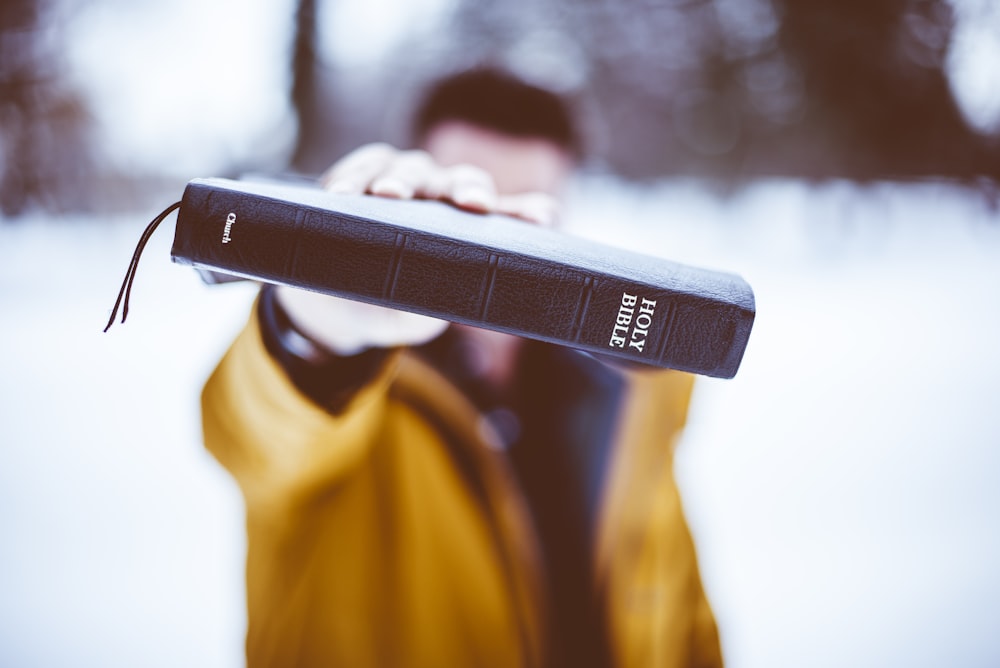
201 68 723 667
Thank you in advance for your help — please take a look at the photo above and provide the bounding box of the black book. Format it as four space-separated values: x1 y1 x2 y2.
167 177 754 378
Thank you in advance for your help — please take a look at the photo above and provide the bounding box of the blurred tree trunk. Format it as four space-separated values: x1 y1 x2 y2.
0 0 97 217
289 0 327 173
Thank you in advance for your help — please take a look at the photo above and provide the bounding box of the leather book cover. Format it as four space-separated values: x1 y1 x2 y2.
171 177 755 378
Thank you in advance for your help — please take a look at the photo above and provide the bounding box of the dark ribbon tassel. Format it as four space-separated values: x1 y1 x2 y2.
103 201 182 332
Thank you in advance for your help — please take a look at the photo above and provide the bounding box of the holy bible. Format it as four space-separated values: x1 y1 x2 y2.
164 177 754 378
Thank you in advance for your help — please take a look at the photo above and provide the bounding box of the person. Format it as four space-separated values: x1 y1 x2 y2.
201 68 722 668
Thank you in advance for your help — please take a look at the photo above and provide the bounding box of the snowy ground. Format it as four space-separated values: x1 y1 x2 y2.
1 178 998 667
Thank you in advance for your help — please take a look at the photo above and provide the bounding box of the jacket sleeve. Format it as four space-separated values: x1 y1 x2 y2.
201 301 401 510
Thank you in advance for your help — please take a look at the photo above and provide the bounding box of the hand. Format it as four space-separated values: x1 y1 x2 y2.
320 143 560 227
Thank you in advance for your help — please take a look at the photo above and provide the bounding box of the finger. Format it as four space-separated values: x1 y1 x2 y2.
496 192 561 227
412 162 450 201
320 143 397 194
442 164 498 213
369 150 437 199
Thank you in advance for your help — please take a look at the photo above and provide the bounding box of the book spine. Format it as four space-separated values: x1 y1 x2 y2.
171 181 753 377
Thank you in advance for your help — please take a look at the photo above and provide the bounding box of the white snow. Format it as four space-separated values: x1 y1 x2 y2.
1 178 998 667
0 216 256 666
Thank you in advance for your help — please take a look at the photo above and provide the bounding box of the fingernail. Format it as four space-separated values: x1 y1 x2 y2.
371 178 413 199
453 186 496 211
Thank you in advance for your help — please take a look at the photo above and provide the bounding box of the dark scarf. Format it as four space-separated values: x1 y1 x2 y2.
418 328 625 668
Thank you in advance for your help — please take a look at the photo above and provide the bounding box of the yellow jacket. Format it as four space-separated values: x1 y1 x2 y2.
202 311 722 667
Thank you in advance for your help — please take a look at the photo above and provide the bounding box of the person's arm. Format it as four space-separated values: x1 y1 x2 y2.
201 299 401 509
201 143 559 506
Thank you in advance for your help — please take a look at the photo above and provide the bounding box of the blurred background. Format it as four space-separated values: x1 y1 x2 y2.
1 0 998 666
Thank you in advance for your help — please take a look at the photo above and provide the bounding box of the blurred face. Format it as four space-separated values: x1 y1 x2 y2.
421 120 573 197
421 120 574 376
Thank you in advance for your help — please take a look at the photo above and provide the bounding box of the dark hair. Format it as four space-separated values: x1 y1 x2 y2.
410 68 582 158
